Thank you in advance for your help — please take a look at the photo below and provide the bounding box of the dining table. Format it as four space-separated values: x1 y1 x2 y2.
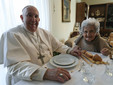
15 52 113 85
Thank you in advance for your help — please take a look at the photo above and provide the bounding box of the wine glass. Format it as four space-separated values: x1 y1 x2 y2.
80 62 95 85
105 60 113 77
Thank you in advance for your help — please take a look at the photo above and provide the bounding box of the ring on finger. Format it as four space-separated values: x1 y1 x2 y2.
59 73 63 77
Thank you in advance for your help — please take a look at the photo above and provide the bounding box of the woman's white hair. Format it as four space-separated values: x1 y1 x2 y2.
79 18 100 34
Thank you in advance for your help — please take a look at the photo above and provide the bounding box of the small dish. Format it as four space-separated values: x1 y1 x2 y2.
53 54 75 66
49 54 78 68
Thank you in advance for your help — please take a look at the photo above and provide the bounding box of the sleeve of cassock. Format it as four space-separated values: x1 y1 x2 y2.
48 32 71 54
8 61 47 81
1 31 47 81
0 31 32 67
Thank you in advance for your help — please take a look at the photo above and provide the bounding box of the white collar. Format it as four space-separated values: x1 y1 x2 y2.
23 25 37 36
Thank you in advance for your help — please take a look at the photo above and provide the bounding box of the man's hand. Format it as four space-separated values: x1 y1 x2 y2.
70 46 81 57
43 68 71 83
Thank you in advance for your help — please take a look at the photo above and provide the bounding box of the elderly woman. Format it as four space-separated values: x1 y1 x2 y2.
74 18 111 56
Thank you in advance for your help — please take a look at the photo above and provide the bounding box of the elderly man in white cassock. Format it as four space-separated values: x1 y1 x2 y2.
0 5 81 85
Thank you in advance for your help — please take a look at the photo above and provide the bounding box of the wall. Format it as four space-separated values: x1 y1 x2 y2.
50 0 113 41
50 0 76 42
81 0 113 5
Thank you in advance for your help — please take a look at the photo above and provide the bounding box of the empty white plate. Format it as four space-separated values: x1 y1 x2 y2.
53 54 75 66
50 54 78 68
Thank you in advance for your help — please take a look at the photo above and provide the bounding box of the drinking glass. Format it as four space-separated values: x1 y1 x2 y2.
80 62 95 85
105 60 113 77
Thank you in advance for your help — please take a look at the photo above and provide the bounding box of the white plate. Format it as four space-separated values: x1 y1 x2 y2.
50 54 78 68
53 54 75 66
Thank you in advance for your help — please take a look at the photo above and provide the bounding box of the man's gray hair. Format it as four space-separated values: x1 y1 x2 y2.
22 5 38 16
22 5 35 12
79 18 100 34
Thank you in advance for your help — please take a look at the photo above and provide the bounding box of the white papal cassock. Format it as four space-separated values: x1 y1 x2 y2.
0 24 71 85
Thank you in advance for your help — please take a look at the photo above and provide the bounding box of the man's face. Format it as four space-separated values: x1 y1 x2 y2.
20 7 40 32
83 25 97 42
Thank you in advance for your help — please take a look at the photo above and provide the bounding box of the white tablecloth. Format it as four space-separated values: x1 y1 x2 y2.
15 52 113 85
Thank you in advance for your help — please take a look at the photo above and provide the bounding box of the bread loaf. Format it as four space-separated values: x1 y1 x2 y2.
81 50 93 58
93 54 102 61
81 50 86 54
81 50 108 64
85 52 94 58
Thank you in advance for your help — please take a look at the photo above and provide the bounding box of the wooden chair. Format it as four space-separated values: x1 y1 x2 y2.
65 31 79 47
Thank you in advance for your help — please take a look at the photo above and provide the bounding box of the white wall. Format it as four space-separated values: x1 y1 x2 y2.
49 0 113 41
50 0 76 41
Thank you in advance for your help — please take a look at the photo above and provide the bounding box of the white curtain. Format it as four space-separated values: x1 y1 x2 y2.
0 0 51 85
0 0 51 37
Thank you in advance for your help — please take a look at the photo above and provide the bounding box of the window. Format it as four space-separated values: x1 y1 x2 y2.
0 0 50 37
0 0 51 85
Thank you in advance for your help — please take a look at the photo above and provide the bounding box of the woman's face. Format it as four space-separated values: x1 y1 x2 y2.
83 25 97 42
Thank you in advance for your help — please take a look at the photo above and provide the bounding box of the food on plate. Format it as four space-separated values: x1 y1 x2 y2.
93 54 102 61
95 61 100 64
82 50 102 61
81 50 108 65
82 50 93 58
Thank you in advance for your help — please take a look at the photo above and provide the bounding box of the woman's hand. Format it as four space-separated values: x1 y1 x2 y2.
43 68 71 83
101 48 111 56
